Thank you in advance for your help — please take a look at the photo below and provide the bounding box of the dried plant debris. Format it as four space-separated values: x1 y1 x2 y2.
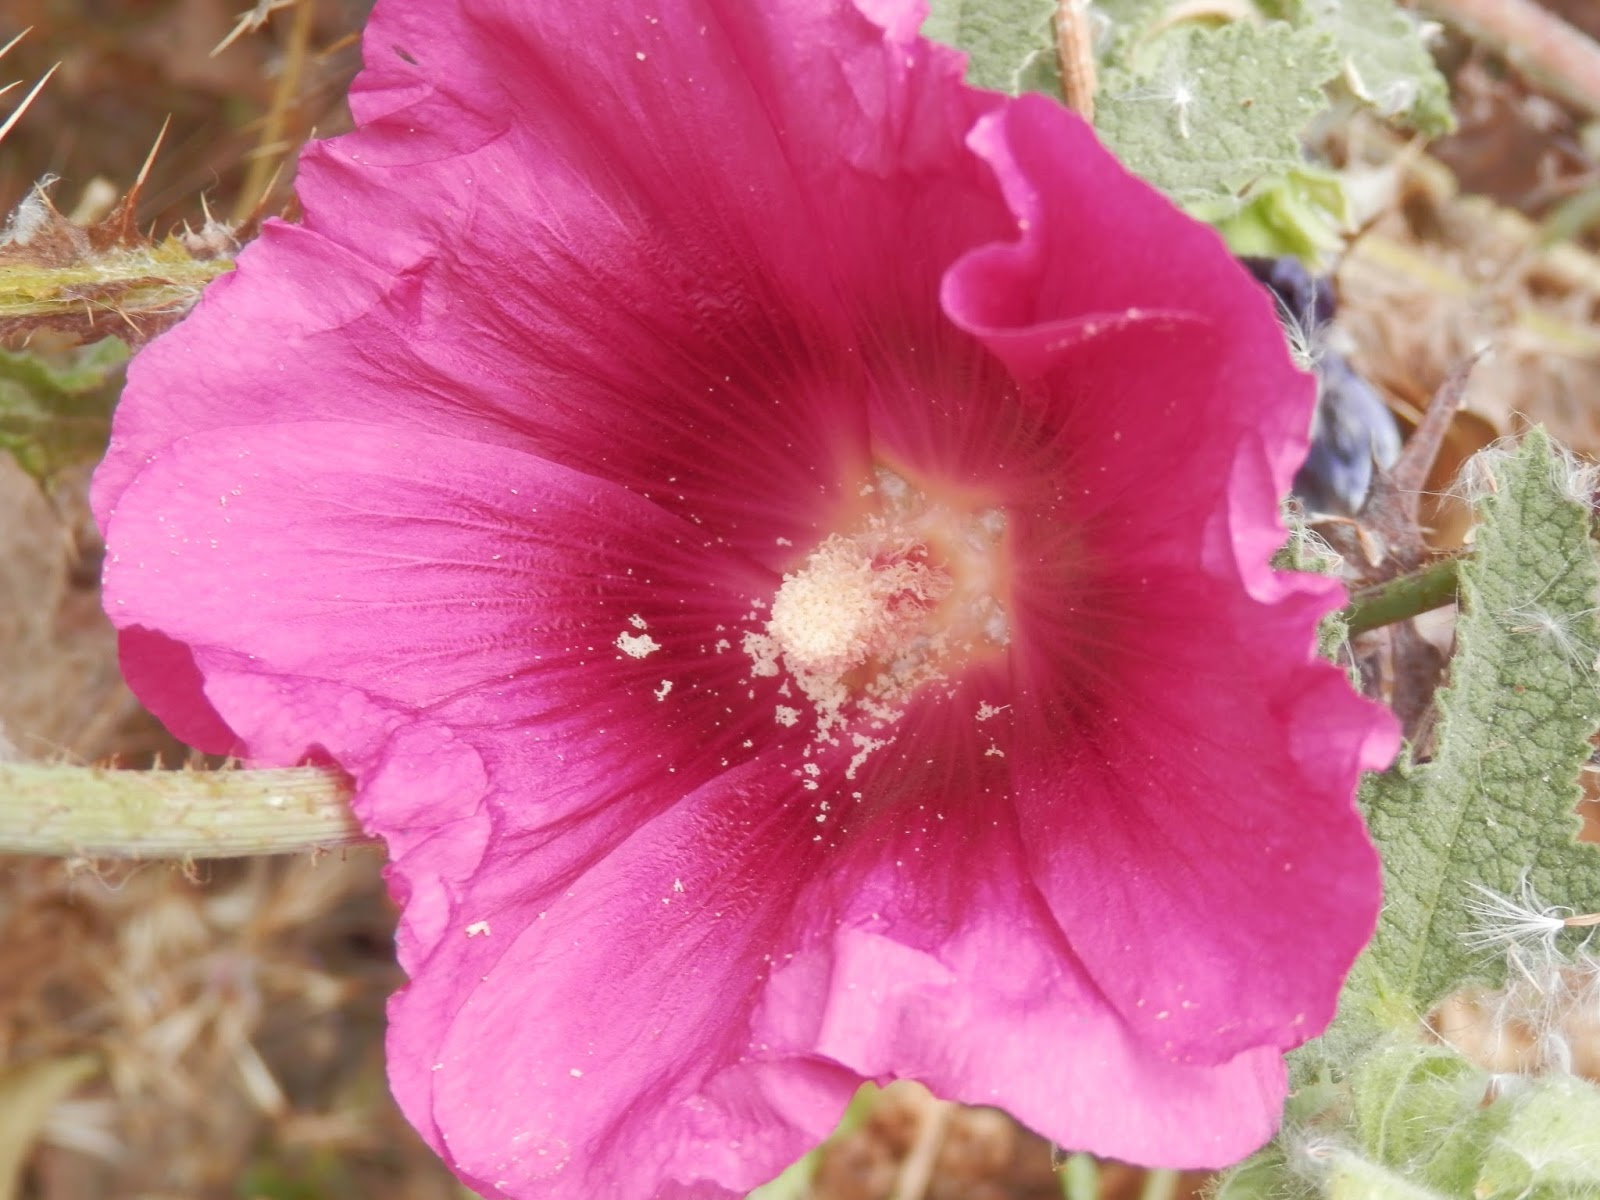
1331 119 1600 462
803 1081 1194 1200
0 459 161 766
0 854 460 1200
0 1 368 232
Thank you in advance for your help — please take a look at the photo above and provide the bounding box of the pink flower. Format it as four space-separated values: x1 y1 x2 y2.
93 0 1399 1195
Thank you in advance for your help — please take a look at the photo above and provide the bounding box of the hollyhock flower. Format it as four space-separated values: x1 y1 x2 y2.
93 0 1399 1194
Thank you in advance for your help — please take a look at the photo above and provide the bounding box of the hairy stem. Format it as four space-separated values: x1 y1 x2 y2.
1344 557 1462 636
0 764 364 858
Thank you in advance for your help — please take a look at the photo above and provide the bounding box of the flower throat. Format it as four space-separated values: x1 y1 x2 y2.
744 465 1010 740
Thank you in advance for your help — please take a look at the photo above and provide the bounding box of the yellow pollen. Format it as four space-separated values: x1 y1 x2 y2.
748 466 1010 740
766 536 946 677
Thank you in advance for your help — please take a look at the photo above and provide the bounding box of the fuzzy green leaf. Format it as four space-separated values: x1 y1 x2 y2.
1091 0 1173 32
1350 1039 1506 1195
921 0 1057 92
1355 429 1600 1019
1207 1146 1310 1200
1264 0 1453 135
935 0 1445 261
1093 21 1340 219
1476 1073 1600 1199
1324 1154 1450 1200
0 336 128 482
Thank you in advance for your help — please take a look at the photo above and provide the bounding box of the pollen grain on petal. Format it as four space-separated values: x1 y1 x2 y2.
616 630 662 658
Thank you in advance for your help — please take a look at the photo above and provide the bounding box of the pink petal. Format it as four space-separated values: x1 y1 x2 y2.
384 754 858 1198
114 627 241 755
99 0 1017 573
101 419 779 778
749 675 1289 1168
941 98 1399 1059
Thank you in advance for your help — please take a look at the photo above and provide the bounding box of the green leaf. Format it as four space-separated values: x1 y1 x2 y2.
924 0 1445 262
1324 1153 1450 1200
1355 428 1600 1019
1091 0 1178 32
1216 1039 1600 1200
1350 1039 1505 1195
921 0 1057 92
1211 165 1350 264
0 336 128 482
1207 1145 1313 1200
1263 0 1454 135
1092 20 1340 219
1475 1073 1600 1199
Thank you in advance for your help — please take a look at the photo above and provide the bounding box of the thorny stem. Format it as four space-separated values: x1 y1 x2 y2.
0 61 58 145
0 249 234 341
0 763 364 858
1343 556 1462 636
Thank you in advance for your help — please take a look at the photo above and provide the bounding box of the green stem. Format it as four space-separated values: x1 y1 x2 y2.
1139 1169 1180 1200
1343 556 1461 636
1060 1153 1099 1200
0 764 363 858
